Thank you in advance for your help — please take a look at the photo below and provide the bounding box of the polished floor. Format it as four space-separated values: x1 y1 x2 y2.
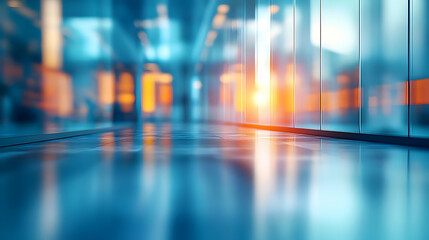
1 123 429 240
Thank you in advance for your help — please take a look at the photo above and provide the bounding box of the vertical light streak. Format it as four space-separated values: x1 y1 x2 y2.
40 143 61 240
253 130 275 240
98 71 115 105
57 74 73 116
235 72 244 112
42 70 73 117
142 73 156 113
118 73 135 113
42 0 62 69
159 84 172 105
256 3 271 123
41 0 74 118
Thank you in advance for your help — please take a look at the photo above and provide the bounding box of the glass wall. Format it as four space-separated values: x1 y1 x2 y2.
295 0 320 129
3 0 429 140
361 0 408 136
321 0 359 132
411 0 429 137
196 0 429 139
0 0 117 138
270 0 294 126
0 0 198 139
244 0 258 123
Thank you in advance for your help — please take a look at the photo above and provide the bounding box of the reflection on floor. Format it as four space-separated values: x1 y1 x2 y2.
1 123 429 240
0 123 114 138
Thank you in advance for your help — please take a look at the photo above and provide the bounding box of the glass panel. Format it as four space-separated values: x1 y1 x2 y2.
244 0 258 123
230 0 246 123
411 0 429 137
321 0 360 132
295 0 321 129
0 0 114 138
217 0 244 122
270 0 294 126
361 0 408 136
255 0 271 125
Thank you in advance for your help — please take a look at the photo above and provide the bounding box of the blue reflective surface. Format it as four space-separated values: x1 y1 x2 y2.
295 0 321 130
361 0 408 136
321 0 360 132
1 123 429 240
411 0 429 137
271 0 294 126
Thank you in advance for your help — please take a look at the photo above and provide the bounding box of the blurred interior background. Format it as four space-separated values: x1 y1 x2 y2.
3 2 429 239
1 0 429 138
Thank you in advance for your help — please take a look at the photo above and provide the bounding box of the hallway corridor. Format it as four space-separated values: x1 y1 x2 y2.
1 124 429 240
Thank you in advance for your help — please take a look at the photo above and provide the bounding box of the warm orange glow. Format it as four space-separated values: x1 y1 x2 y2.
270 73 279 113
119 129 133 152
212 14 226 29
142 73 156 113
396 81 408 106
100 132 115 161
221 71 242 83
144 63 160 72
235 74 243 112
218 4 229 14
284 64 295 113
57 75 73 117
8 0 21 8
220 72 236 83
42 0 62 69
308 93 319 112
141 64 173 113
269 5 280 15
220 83 229 104
161 125 172 151
411 79 429 105
322 88 361 113
157 73 173 84
254 91 269 106
118 72 135 113
205 30 218 47
338 89 351 110
285 87 294 114
159 84 173 105
322 91 335 112
143 124 155 164
118 73 134 92
354 87 360 108
42 69 73 117
337 74 350 85
97 71 115 104
117 94 135 106
220 68 243 112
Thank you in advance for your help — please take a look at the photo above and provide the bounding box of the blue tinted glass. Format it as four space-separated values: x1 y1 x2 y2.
270 0 294 126
295 0 321 129
321 0 360 132
255 0 271 125
0 0 114 137
244 0 258 123
361 0 408 136
411 0 429 137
